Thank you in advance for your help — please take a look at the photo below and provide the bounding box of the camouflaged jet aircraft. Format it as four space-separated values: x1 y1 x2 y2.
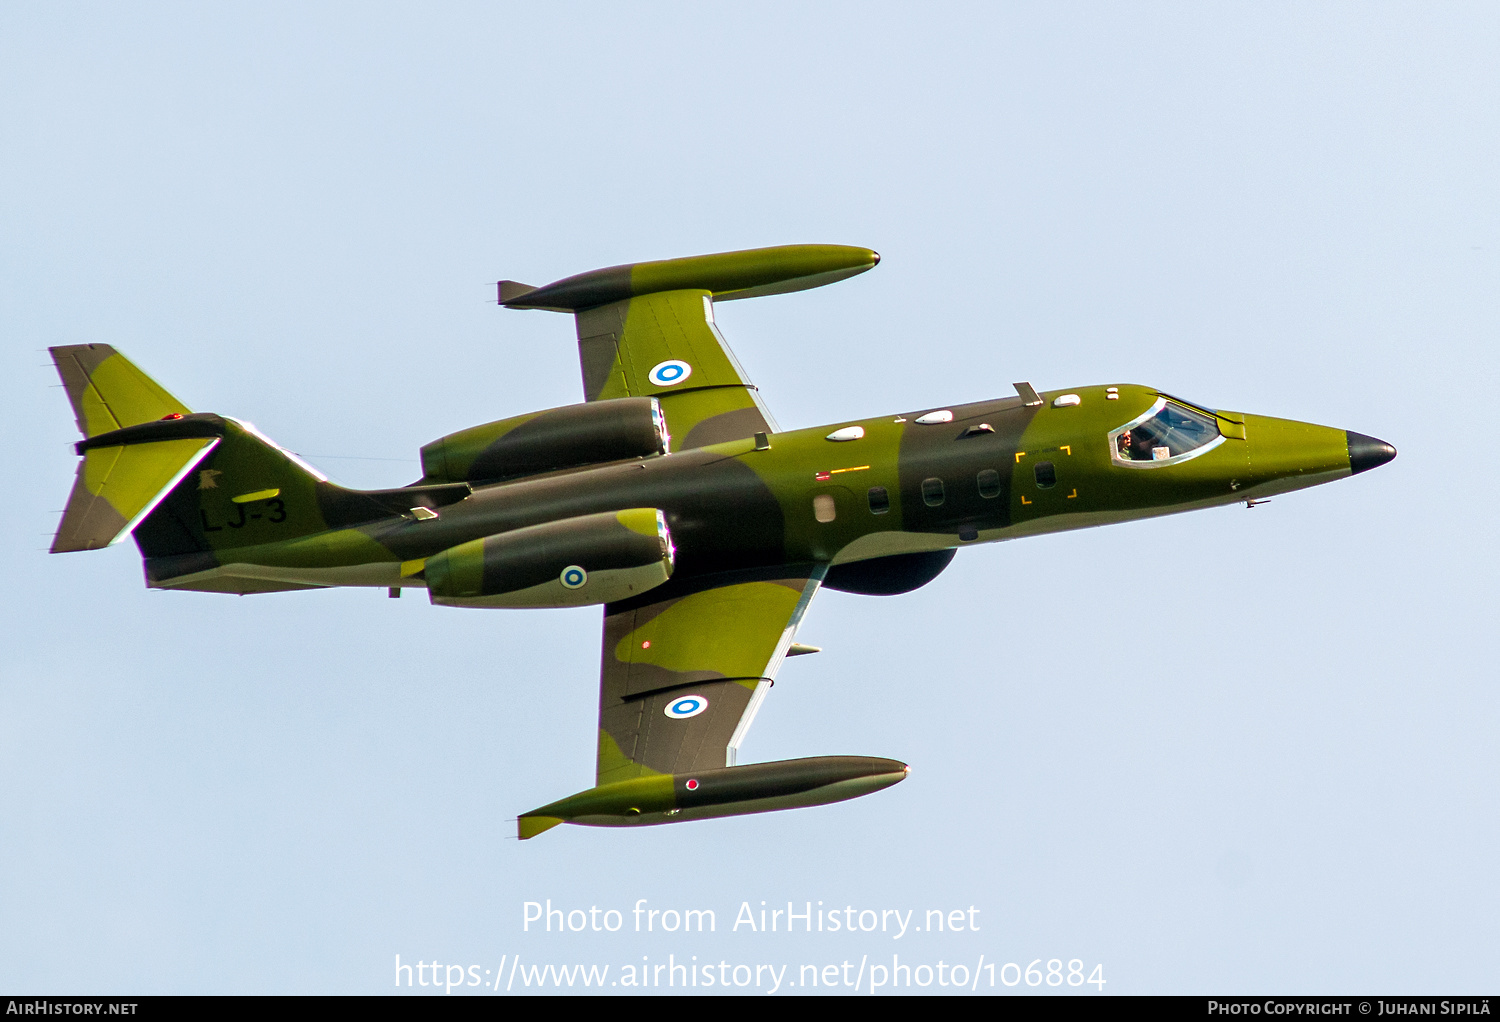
49 244 1396 839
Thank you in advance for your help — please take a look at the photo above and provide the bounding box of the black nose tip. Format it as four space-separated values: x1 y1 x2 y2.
1347 431 1397 474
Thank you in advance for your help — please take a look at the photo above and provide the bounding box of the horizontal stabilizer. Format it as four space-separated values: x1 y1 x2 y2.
52 437 220 552
499 244 878 312
51 344 191 438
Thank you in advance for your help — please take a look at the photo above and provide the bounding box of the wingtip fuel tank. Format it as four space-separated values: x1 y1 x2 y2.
498 243 879 312
517 756 909 839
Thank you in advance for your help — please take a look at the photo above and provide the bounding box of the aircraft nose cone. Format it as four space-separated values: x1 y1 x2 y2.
1347 431 1397 475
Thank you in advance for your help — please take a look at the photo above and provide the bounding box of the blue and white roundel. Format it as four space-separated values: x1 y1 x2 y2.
648 360 692 387
559 565 588 589
664 694 708 719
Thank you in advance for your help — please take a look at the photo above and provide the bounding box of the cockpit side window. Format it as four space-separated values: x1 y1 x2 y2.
1109 398 1223 467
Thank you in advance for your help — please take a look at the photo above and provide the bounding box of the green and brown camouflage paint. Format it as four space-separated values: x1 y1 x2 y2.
48 244 1394 838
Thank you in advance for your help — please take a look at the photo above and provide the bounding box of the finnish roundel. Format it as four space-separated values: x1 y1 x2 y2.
664 694 708 719
559 565 588 589
648 360 692 387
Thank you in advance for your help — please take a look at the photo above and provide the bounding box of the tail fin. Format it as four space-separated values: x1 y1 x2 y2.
48 345 355 558
130 416 338 563
136 420 467 593
49 345 215 552
50 346 470 584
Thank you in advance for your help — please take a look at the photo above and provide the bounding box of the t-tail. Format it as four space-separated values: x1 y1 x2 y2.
48 344 468 592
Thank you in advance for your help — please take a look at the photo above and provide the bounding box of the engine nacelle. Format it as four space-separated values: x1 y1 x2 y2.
420 397 667 486
424 508 674 609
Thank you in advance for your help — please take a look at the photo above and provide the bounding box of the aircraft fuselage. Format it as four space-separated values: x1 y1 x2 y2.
145 383 1387 597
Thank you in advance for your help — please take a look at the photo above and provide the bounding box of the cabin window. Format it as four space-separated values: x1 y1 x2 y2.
921 477 945 507
1109 398 1224 467
1033 461 1056 488
813 494 836 523
867 486 890 515
976 469 1001 499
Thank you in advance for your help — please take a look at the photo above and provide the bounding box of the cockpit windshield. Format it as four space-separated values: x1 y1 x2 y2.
1109 398 1223 466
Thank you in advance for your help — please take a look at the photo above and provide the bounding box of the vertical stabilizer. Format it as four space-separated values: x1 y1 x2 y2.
47 346 466 590
49 345 209 552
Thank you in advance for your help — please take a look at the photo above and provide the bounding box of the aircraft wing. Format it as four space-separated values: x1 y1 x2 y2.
594 570 824 788
499 245 879 449
573 289 777 449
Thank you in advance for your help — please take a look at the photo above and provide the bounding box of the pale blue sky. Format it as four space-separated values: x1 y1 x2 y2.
2 2 1496 994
